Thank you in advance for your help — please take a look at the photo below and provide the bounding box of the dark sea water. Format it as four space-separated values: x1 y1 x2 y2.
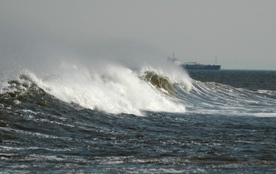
1 68 276 173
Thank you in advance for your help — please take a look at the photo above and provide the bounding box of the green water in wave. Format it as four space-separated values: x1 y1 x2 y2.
142 71 174 95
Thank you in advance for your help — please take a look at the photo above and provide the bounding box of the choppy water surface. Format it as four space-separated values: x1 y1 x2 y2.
1 69 276 173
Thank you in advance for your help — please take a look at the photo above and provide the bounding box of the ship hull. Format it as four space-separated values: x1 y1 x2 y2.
182 64 221 70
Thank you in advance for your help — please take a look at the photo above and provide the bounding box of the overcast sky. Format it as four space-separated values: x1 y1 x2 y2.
1 0 276 70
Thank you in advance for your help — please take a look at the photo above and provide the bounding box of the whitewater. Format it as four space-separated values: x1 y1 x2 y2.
1 63 192 116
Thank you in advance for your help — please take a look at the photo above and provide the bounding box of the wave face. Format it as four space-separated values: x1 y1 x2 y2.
177 80 276 117
1 67 276 173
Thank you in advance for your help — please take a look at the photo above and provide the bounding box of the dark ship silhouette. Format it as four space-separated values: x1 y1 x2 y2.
168 53 221 70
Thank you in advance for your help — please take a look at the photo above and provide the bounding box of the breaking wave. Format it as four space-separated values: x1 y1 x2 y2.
1 62 275 117
0 64 191 116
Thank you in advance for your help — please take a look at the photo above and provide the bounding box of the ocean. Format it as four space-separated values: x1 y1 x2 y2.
0 66 275 173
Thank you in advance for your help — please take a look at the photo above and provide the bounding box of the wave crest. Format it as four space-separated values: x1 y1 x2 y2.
1 65 187 116
1 74 44 98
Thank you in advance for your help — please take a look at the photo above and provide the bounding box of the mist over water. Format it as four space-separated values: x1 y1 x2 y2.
0 23 175 75
0 25 193 115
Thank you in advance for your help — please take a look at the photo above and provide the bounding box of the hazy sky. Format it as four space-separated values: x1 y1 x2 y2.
1 0 276 70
